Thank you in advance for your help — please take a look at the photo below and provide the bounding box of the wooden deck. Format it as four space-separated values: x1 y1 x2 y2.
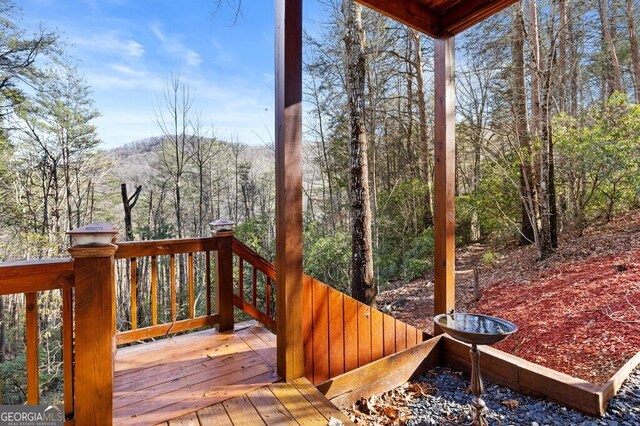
162 378 353 425
114 321 353 425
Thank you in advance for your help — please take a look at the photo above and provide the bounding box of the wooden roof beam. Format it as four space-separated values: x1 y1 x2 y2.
440 0 520 35
356 0 441 37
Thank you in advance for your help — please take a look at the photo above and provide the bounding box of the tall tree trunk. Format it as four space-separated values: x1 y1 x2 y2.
539 43 559 257
558 0 568 112
513 3 537 246
625 0 640 103
411 29 434 227
63 145 73 232
121 183 142 241
343 0 376 306
312 77 336 229
528 0 542 136
567 1 579 114
600 0 623 96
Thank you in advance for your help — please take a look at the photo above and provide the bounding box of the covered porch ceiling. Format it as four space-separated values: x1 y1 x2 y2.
357 0 519 37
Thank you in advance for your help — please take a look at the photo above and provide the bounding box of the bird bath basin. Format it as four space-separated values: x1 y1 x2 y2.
434 313 518 426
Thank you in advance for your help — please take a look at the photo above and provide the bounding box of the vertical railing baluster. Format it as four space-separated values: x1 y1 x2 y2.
238 258 244 300
266 277 271 317
151 255 158 326
130 258 137 330
188 252 195 318
252 267 257 307
26 292 39 404
205 251 212 316
170 254 177 322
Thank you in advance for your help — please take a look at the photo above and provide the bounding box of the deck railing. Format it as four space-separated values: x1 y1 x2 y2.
0 231 236 424
228 238 428 385
114 236 233 344
0 258 75 420
0 226 427 424
231 238 276 329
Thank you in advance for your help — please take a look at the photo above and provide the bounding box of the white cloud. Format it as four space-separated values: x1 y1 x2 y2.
151 23 202 67
72 32 145 58
86 68 164 91
108 64 146 77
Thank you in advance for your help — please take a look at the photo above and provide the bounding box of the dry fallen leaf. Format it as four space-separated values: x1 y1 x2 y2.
500 399 520 410
404 382 436 397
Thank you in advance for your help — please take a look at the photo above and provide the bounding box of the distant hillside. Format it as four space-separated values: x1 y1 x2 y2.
107 137 320 190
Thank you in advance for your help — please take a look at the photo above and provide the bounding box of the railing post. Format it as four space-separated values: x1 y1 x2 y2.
211 220 235 332
68 223 118 425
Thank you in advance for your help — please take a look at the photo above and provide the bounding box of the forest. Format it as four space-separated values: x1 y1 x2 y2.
1 0 640 405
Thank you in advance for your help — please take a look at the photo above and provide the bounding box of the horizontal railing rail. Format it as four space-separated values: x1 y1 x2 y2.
0 258 75 421
231 238 276 329
0 258 74 295
114 237 224 345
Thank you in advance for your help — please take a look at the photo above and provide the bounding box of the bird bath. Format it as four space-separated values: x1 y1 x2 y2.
434 313 518 426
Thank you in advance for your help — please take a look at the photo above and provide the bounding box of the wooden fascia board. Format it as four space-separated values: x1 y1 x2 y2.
356 0 441 37
440 0 519 35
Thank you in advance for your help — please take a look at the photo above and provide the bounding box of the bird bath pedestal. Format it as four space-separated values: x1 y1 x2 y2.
434 313 518 426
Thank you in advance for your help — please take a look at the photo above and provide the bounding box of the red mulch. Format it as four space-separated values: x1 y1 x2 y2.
475 250 640 384
379 210 640 385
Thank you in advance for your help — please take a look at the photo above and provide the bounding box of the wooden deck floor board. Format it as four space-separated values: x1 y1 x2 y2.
268 383 327 425
196 404 233 426
115 333 239 375
291 378 353 424
113 321 353 425
236 327 277 369
223 393 266 425
247 386 297 425
114 353 267 411
167 412 199 426
115 346 255 394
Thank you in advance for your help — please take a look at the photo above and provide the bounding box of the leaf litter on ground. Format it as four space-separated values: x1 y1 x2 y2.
344 381 437 424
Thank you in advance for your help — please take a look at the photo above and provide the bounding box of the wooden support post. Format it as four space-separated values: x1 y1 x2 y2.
26 292 39 404
214 230 234 332
275 0 305 381
433 36 456 324
68 243 117 425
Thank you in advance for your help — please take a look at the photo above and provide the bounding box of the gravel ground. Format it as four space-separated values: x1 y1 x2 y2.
406 366 640 426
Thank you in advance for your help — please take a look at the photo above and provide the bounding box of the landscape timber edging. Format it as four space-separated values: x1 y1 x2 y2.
313 331 639 418
442 335 640 417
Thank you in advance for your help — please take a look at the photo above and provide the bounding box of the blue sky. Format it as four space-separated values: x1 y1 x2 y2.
19 0 327 148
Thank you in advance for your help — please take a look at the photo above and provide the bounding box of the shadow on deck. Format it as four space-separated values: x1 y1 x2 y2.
113 321 352 425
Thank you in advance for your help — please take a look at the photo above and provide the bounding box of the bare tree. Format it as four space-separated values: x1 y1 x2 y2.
599 0 623 96
154 73 194 239
410 29 434 228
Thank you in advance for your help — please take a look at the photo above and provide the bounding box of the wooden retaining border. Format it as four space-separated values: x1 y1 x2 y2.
442 336 640 417
316 333 640 418
598 350 640 414
317 335 443 408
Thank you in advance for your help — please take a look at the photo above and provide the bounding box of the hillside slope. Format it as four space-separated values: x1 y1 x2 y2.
378 210 640 383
